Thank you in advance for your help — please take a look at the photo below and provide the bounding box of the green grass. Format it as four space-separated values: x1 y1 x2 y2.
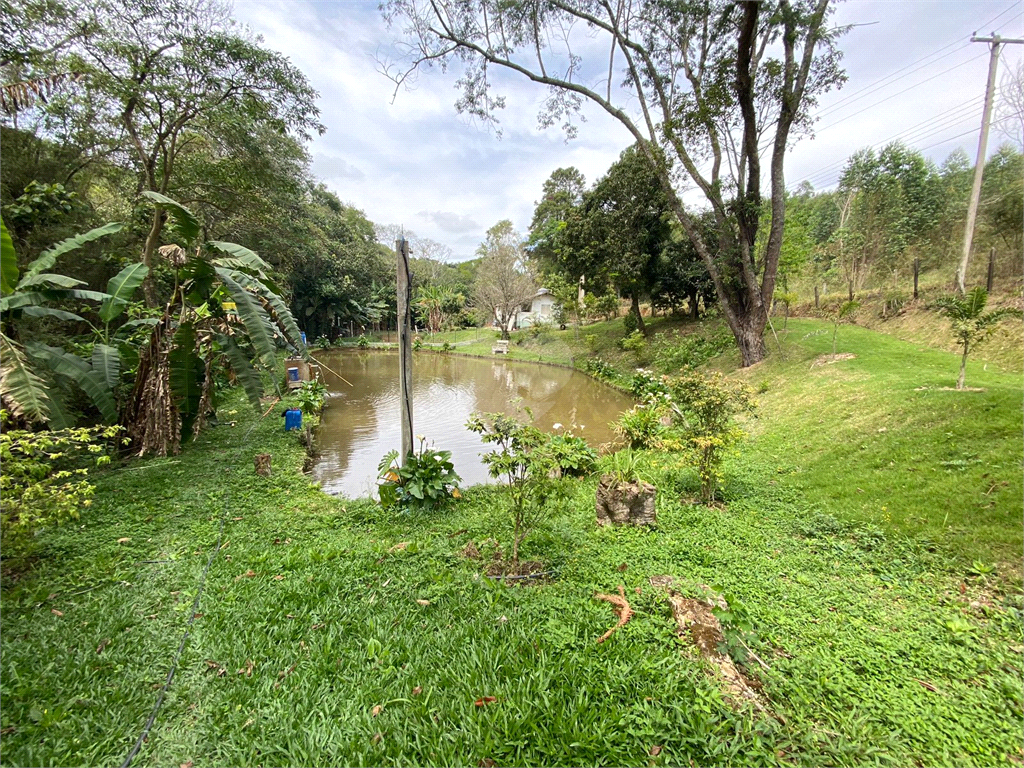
1 318 1021 767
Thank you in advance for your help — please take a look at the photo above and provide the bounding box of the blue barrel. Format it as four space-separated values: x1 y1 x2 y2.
287 367 300 383
284 408 303 431
300 331 307 345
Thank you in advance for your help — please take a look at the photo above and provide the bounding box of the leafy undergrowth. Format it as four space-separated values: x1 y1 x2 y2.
1 385 1022 767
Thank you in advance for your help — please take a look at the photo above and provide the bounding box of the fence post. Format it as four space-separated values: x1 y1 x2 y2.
396 237 414 464
913 258 919 300
814 284 820 309
987 247 996 292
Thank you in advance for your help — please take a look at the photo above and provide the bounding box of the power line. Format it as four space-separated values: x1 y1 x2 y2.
794 96 985 187
809 2 1019 121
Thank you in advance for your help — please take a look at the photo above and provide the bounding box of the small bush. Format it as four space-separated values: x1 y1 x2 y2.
295 379 327 415
614 402 667 450
314 336 332 350
537 433 597 478
440 341 455 353
356 334 370 348
1 419 125 549
584 357 616 380
623 311 640 336
412 336 423 350
377 438 462 513
583 334 598 353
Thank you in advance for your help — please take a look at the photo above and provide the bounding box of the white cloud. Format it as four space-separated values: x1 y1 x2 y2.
231 0 1024 260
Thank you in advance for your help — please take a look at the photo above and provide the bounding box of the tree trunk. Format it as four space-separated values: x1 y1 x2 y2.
630 293 646 335
140 209 165 307
734 319 767 367
957 343 968 390
688 290 700 320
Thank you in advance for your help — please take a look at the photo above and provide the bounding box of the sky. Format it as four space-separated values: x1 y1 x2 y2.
230 0 1023 262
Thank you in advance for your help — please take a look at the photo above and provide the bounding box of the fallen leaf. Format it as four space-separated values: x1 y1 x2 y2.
234 570 256 582
51 609 63 617
371 705 382 717
389 541 410 552
412 686 422 695
242 718 253 728
478 759 495 767
117 537 131 544
381 578 392 588
285 614 295 619
474 696 497 706
416 599 430 606
1 726 17 736
192 613 203 619
96 639 111 654
232 516 243 521
237 659 254 677
273 575 285 581
145 613 158 620
180 762 194 768
959 582 967 594
650 745 662 757
47 593 57 600
617 563 628 572
913 678 937 692
371 732 382 745
634 587 642 595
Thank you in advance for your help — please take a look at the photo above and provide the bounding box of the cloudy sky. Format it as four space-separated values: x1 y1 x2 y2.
230 0 1023 262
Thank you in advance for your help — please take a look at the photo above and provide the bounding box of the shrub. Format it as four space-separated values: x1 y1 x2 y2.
412 336 423 350
0 417 125 548
614 402 667 449
356 334 370 348
601 447 642 483
466 412 568 566
623 311 640 336
583 334 599 353
376 438 462 513
628 369 670 399
583 357 616 380
440 341 455 353
666 371 755 503
314 336 333 350
295 379 327 415
537 433 597 478
619 329 649 364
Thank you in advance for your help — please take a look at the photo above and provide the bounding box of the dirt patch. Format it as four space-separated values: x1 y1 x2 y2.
810 353 856 368
650 576 767 712
459 540 481 560
938 386 986 392
485 559 545 578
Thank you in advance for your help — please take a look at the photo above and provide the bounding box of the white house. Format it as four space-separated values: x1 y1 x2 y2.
516 288 557 328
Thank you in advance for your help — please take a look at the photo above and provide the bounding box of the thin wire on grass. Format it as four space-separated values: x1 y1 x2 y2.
118 408 270 768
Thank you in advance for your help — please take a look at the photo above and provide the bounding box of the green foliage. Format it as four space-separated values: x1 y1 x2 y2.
295 379 327 415
665 371 756 503
602 447 643 483
618 329 648 364
932 287 1023 389
356 334 370 348
314 336 333 350
412 336 423 351
440 341 455 353
583 357 616 381
536 432 597 478
376 439 462 514
652 328 734 374
0 415 124 548
614 402 667 450
622 310 640 337
466 411 568 565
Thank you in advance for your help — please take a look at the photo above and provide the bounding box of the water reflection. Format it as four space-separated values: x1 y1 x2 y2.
311 351 632 497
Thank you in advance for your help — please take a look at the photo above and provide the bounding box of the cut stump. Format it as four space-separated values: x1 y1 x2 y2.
596 475 656 527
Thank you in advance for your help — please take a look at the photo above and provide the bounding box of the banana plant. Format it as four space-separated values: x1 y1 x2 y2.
0 216 139 426
123 192 306 456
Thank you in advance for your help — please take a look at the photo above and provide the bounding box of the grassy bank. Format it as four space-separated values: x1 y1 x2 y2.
1 317 1021 767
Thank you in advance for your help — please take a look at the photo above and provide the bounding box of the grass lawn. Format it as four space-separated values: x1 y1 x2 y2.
1 320 1021 767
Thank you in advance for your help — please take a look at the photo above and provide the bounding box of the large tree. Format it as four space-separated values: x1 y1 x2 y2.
382 0 844 365
473 220 536 339
34 0 324 304
528 166 586 273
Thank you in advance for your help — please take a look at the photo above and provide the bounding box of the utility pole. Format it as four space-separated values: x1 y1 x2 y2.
396 237 414 464
956 32 1024 293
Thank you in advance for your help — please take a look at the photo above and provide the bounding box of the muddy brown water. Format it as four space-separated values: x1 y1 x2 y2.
311 351 633 498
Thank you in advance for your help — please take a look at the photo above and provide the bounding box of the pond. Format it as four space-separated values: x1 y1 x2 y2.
311 351 634 497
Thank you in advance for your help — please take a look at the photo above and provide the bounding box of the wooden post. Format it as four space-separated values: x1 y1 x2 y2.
813 284 819 309
847 280 854 302
913 258 919 300
987 247 996 292
396 238 414 464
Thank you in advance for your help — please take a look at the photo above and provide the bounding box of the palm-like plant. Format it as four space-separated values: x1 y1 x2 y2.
1 216 140 426
123 193 306 455
932 287 1022 390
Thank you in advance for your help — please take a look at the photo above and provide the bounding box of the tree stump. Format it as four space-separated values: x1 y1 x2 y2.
595 474 656 526
254 453 271 477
